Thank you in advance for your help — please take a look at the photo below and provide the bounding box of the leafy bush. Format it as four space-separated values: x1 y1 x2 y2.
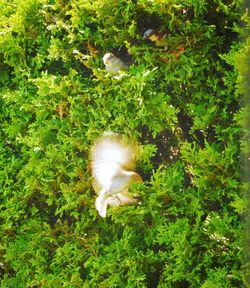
0 0 248 287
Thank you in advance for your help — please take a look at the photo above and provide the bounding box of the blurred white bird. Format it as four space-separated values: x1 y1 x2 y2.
90 133 142 217
102 53 128 74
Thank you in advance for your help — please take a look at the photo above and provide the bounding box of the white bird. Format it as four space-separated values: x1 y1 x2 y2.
102 53 128 74
90 133 142 217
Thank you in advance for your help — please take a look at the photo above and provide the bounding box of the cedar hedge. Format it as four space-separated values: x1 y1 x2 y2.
0 0 248 287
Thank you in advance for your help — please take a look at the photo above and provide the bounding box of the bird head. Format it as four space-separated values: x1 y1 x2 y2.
102 53 116 66
143 29 156 40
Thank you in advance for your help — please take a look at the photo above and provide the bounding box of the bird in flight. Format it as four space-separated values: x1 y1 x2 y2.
90 133 142 217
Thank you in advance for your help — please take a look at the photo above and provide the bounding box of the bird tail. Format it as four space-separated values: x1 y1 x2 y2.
95 194 109 218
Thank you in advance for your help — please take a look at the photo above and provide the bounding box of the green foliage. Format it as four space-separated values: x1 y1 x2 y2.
0 0 247 287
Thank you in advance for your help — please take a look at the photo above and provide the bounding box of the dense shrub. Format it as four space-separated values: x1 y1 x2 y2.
0 0 248 287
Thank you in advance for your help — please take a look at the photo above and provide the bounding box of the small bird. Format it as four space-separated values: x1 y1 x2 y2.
143 29 168 48
102 53 128 74
143 29 187 60
90 133 142 217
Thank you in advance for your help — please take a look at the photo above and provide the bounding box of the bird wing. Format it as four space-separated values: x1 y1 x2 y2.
91 137 134 186
92 160 121 188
